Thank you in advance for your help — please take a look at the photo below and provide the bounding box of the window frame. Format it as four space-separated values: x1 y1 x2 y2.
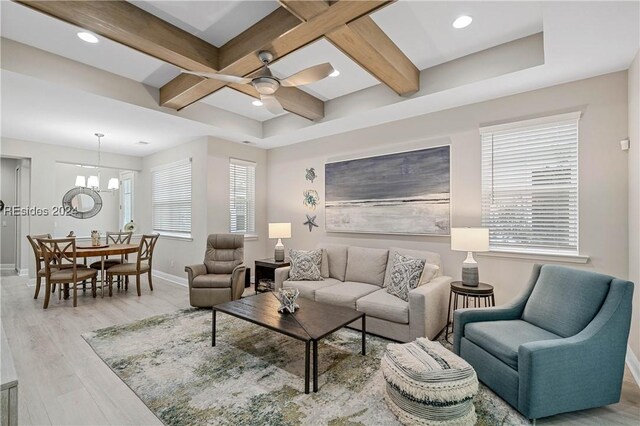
229 158 256 237
480 112 581 257
151 158 192 239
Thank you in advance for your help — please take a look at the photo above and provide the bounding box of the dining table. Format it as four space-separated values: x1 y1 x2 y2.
67 243 139 298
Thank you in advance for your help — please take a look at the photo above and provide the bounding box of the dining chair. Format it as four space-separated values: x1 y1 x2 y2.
37 237 98 309
106 234 159 297
27 233 54 299
89 231 133 270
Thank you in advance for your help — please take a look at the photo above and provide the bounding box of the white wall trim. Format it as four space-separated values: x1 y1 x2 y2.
627 346 640 387
152 270 187 287
18 268 29 276
0 264 16 271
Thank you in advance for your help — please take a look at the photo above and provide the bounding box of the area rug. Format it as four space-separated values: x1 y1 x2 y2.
82 308 528 425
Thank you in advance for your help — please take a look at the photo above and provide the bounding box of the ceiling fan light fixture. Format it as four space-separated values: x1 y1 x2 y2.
252 100 263 107
253 77 280 95
452 15 473 29
77 31 99 43
329 69 340 77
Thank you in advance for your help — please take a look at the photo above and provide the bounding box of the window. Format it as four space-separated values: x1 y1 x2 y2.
119 171 134 230
152 158 192 238
229 158 256 235
480 112 580 255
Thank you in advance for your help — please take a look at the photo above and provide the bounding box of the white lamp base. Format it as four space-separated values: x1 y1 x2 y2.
274 238 285 262
461 251 479 287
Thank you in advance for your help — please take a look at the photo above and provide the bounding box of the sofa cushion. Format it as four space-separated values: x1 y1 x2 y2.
345 247 389 286
192 274 232 289
318 244 349 281
320 248 329 278
465 320 562 370
383 247 442 287
522 265 612 337
288 249 324 281
284 278 341 300
385 253 426 302
315 282 380 309
357 289 409 323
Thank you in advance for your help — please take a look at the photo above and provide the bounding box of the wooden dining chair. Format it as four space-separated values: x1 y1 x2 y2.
37 237 98 309
27 233 52 299
89 231 133 270
106 234 159 297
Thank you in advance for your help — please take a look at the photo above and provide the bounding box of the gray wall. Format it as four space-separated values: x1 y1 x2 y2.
267 71 630 308
627 50 640 366
0 158 18 267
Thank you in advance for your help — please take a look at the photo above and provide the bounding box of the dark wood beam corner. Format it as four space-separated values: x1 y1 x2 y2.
16 0 219 72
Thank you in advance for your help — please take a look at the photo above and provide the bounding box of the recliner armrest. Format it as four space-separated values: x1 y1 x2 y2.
231 265 247 300
185 264 207 287
274 266 291 290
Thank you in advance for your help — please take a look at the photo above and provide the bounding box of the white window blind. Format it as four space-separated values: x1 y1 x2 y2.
481 112 580 255
229 158 256 235
152 158 192 237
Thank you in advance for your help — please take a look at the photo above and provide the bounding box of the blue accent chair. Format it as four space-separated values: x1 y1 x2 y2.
453 264 634 420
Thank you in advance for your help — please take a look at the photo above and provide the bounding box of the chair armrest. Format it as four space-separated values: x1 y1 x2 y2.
185 264 207 287
517 279 634 418
453 264 542 354
408 276 452 340
231 265 247 300
274 266 291 290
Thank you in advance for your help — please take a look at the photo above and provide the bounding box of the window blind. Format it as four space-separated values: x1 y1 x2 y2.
151 158 192 237
481 112 580 255
229 158 256 234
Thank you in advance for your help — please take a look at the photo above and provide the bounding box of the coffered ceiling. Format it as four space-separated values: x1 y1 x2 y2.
1 1 638 155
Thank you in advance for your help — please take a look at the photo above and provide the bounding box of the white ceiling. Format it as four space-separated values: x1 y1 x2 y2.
1 1 639 153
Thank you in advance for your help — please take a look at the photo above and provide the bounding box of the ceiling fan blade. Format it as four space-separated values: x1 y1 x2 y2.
260 94 285 115
182 70 251 85
280 63 335 87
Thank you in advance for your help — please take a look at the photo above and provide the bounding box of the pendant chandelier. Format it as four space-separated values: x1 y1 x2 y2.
75 133 119 191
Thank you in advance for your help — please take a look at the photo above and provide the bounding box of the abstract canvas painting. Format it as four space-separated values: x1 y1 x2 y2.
325 146 450 235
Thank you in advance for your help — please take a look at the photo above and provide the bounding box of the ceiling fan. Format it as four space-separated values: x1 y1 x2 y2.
182 51 336 115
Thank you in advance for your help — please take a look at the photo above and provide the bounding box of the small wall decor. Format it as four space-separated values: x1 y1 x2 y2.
303 214 318 232
303 189 320 210
305 167 317 183
325 145 451 235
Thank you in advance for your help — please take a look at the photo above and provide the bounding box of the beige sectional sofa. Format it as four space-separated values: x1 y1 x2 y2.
275 244 451 342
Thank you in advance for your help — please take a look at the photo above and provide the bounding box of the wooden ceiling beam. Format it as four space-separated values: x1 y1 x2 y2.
160 1 391 119
16 0 219 72
281 0 419 95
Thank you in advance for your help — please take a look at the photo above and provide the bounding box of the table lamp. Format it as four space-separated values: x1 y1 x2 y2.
451 227 489 287
269 223 291 262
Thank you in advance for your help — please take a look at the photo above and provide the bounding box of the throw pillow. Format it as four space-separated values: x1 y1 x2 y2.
419 263 440 286
386 253 426 301
288 249 324 281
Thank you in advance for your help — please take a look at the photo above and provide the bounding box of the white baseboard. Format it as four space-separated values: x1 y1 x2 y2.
626 345 640 387
0 264 15 271
152 270 187 287
18 268 29 277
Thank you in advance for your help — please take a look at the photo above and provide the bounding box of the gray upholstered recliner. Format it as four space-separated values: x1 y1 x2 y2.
185 234 246 307
454 264 634 420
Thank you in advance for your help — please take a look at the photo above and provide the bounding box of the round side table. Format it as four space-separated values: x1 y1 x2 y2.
445 281 495 342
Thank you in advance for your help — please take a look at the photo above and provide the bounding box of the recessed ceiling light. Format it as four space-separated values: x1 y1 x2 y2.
252 100 263 107
452 16 473 29
329 69 340 77
77 31 99 43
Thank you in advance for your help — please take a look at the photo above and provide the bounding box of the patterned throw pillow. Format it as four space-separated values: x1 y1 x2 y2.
386 253 426 301
288 249 324 281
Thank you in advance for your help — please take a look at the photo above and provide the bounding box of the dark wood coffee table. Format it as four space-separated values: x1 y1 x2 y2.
212 292 366 394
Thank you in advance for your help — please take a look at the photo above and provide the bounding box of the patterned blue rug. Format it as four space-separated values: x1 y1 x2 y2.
83 308 527 425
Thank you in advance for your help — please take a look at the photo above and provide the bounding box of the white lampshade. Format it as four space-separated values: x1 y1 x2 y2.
269 223 291 239
107 178 119 190
87 175 99 189
75 175 86 187
451 228 489 252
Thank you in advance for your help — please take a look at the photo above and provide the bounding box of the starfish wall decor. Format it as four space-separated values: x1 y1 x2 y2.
303 214 318 232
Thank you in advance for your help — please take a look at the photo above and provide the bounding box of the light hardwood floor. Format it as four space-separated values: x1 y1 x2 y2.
1 273 639 425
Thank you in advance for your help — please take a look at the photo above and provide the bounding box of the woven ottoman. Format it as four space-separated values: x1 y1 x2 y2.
381 338 478 425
